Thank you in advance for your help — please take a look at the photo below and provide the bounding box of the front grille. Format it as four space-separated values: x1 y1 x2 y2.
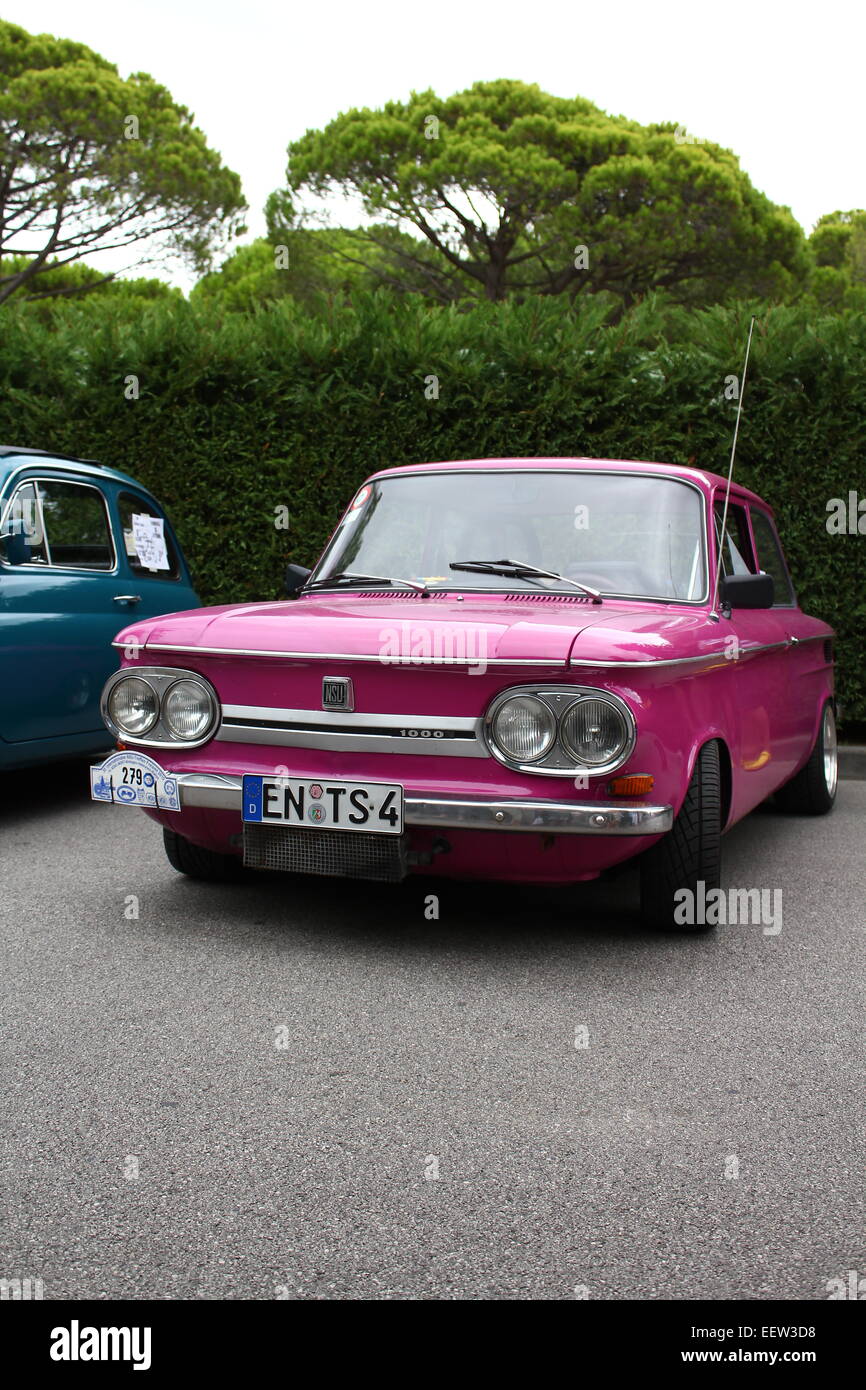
243 824 409 882
225 716 476 740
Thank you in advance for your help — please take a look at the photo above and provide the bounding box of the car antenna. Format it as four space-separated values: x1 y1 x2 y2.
710 314 756 621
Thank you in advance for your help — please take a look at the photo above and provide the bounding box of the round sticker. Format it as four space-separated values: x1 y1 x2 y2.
350 486 371 511
308 805 326 823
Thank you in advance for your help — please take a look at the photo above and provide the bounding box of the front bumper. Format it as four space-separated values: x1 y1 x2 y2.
172 772 673 836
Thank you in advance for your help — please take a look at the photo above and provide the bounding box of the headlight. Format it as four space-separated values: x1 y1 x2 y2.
491 695 556 763
560 697 629 766
163 679 214 740
101 666 219 747
484 684 636 776
107 677 158 736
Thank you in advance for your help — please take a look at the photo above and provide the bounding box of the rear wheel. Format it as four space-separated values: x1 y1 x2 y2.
774 702 837 815
640 740 722 932
163 828 244 882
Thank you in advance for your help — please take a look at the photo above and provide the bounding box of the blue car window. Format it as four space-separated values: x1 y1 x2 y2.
117 491 181 580
0 481 49 564
38 479 114 570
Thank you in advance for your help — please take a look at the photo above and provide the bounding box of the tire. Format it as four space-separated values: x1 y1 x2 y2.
774 701 838 815
640 740 722 932
163 827 244 882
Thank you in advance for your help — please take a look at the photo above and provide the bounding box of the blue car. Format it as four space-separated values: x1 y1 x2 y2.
0 446 199 770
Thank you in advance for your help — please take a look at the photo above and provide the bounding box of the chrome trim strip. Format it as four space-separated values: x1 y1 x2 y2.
121 640 793 670
569 641 790 670
218 706 483 757
221 705 479 731
117 642 565 665
570 656 710 669
743 640 790 654
172 773 672 835
405 796 673 836
215 724 487 758
176 773 246 809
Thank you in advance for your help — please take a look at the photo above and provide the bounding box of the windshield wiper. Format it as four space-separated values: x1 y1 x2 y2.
304 571 430 595
449 558 602 602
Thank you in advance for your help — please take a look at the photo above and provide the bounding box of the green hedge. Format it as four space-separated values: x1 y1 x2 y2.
1 293 864 724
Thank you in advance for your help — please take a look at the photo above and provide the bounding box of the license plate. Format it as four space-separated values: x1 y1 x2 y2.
242 775 404 835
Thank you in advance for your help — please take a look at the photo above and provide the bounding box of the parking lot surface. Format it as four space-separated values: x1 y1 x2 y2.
1 764 863 1300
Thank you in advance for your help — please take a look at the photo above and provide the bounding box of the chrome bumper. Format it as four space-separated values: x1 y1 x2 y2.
173 773 672 836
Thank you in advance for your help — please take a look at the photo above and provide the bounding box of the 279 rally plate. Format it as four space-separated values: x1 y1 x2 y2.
90 750 180 811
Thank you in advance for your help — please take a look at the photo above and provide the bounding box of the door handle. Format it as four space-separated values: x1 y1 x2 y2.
788 635 799 647
113 594 141 604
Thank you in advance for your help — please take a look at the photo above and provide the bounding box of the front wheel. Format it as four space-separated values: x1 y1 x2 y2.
163 828 245 882
774 702 837 815
640 740 722 932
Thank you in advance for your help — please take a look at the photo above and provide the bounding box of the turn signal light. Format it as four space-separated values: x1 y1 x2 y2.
609 774 654 796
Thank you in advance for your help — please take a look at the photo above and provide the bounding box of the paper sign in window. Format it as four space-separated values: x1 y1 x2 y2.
131 513 170 571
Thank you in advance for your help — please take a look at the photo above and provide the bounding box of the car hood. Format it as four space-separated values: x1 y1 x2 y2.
115 594 712 667
568 608 719 665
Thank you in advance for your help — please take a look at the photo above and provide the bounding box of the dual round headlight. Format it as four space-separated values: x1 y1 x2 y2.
487 690 633 772
105 672 217 744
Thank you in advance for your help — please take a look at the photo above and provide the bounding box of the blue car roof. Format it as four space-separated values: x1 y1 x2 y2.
0 445 148 493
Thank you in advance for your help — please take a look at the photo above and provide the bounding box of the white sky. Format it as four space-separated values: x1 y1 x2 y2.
4 0 864 288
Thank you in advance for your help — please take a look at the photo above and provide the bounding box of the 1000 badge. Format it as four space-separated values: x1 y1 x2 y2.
243 776 404 834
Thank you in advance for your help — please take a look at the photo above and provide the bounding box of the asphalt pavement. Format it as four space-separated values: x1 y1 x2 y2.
1 761 863 1300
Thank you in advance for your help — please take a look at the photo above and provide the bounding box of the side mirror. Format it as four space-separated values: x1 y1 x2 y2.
284 563 312 597
719 572 774 610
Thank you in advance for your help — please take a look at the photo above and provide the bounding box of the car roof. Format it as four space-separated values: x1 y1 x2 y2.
0 445 147 493
368 457 771 512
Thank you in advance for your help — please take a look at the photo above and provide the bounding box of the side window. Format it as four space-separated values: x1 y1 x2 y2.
117 492 181 580
750 510 795 605
1 479 113 569
0 481 49 564
714 500 755 576
38 480 114 570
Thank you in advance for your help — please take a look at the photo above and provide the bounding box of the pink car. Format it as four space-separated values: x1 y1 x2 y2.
92 458 837 931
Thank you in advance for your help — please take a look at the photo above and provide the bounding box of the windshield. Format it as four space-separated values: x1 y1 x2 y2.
312 470 707 602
